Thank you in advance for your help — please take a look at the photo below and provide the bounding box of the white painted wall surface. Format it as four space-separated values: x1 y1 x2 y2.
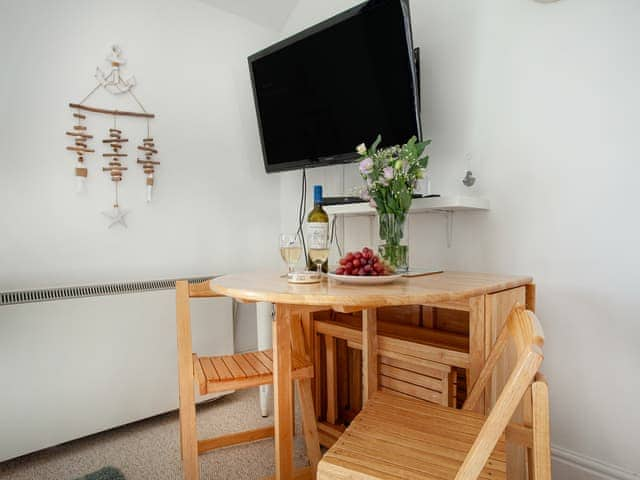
0 0 281 457
0 0 281 292
281 0 640 478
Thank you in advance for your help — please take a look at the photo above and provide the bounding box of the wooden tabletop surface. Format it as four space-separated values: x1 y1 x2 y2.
210 271 532 307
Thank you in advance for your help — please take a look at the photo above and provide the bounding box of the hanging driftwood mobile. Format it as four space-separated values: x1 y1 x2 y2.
67 45 159 228
137 137 160 202
66 112 95 192
101 128 129 227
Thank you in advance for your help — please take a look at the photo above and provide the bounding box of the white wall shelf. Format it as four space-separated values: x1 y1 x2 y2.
324 195 489 216
325 195 489 247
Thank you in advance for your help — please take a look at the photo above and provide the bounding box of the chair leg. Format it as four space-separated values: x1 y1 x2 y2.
362 308 378 402
532 380 552 480
523 385 534 480
176 281 199 480
296 378 322 473
290 310 322 474
324 335 338 424
178 392 199 480
292 380 296 434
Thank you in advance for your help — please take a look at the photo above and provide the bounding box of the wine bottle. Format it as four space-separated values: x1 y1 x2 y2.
307 185 329 272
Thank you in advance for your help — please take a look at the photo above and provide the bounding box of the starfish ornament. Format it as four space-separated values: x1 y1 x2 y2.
102 205 129 229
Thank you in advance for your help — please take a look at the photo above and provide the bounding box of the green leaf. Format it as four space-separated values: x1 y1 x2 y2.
370 134 382 155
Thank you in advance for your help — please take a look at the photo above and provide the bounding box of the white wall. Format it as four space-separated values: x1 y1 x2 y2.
0 0 281 292
281 0 640 478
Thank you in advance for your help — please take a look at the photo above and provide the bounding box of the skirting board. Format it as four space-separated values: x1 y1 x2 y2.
552 445 639 480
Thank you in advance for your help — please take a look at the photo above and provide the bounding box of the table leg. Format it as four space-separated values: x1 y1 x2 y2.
468 295 485 413
362 307 378 402
257 302 273 417
273 304 293 479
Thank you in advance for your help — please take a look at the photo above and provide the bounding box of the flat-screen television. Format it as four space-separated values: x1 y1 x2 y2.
249 0 421 173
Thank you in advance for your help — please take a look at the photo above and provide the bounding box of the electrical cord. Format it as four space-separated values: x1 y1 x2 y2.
296 168 308 262
330 215 343 258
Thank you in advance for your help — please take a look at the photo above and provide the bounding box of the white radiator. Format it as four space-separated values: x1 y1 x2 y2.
0 278 234 462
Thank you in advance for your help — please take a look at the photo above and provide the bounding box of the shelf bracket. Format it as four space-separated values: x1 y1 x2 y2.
431 209 454 248
446 211 454 248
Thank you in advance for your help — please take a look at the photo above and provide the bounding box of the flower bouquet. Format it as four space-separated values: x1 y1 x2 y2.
356 135 430 271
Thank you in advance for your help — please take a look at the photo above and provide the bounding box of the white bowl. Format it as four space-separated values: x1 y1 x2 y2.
327 272 403 285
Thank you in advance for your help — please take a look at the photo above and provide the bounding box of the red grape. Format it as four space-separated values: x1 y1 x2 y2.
335 247 396 277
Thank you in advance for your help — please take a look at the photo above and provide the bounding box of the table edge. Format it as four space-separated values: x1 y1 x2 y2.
209 275 533 307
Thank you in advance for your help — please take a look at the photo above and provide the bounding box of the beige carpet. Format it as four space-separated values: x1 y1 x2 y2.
0 389 310 480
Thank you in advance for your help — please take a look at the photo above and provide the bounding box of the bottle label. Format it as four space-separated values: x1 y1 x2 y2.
307 222 328 249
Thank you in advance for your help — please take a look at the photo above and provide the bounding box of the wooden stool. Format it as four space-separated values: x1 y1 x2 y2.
317 304 551 480
176 280 321 480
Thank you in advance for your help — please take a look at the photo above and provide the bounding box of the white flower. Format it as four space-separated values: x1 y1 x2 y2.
356 143 367 155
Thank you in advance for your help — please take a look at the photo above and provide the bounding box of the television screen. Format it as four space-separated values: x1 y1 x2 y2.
249 0 421 173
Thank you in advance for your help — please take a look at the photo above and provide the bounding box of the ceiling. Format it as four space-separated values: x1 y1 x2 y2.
197 0 300 31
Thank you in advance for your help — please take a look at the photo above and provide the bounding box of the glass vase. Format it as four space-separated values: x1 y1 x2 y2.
377 212 409 272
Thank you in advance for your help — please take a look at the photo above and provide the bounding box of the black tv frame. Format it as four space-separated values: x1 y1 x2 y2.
248 0 422 174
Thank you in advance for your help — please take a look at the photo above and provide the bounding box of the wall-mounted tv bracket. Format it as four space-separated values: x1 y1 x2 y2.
413 47 421 116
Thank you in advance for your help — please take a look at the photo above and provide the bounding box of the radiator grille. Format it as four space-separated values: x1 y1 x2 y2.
0 276 215 306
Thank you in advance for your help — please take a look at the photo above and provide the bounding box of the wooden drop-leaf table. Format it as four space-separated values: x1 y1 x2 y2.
210 271 534 480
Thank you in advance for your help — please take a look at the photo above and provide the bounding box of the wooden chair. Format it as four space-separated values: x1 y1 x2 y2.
313 309 462 439
176 280 321 480
317 304 551 480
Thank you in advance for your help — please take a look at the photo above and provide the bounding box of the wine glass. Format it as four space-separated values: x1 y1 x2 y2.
309 247 329 274
308 229 329 274
279 233 302 273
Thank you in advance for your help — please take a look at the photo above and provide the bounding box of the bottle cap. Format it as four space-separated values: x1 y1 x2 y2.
313 185 323 204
